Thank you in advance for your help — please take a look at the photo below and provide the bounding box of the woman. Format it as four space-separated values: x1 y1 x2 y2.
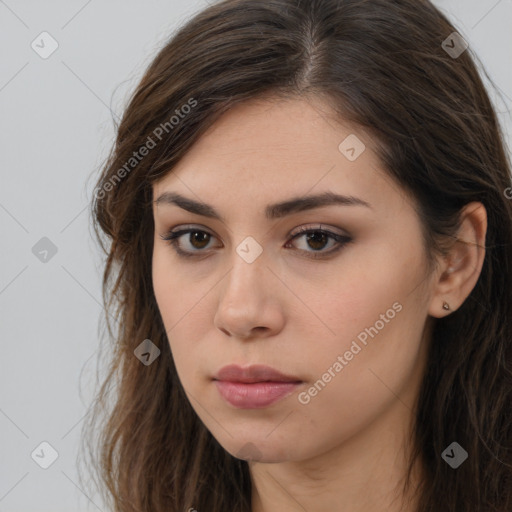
83 0 512 510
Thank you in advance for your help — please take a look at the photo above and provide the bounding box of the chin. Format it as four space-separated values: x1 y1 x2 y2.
218 436 297 463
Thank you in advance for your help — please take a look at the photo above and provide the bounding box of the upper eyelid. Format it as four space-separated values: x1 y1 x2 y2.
161 225 352 262
161 225 350 251
165 223 348 238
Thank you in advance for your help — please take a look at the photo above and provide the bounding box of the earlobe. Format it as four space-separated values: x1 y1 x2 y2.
428 202 487 318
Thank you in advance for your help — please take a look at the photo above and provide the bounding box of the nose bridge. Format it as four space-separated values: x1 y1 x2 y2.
223 236 268 301
213 235 282 337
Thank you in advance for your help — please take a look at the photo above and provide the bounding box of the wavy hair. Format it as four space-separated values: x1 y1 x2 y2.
80 0 512 510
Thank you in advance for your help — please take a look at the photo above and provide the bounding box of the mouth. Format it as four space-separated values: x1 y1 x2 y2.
213 364 303 408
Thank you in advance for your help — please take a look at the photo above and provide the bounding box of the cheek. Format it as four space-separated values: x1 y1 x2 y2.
297 252 426 397
152 249 212 378
320 234 426 337
152 251 175 323
300 263 403 347
152 248 197 321
295 304 423 453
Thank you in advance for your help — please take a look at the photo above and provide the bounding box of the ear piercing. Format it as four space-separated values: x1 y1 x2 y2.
443 264 455 311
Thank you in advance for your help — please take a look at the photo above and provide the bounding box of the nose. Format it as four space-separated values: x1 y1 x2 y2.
213 247 285 340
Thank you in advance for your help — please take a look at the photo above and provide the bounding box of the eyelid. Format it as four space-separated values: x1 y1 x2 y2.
161 223 348 240
289 223 347 238
160 223 352 259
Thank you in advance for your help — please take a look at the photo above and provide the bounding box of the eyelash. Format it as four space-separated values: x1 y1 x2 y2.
159 225 353 260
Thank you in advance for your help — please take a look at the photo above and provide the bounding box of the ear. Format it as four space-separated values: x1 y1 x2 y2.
428 202 487 318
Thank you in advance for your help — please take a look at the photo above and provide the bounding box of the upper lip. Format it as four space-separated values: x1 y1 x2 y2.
214 364 302 383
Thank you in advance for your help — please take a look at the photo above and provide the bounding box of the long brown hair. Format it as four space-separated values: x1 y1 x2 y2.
80 0 512 510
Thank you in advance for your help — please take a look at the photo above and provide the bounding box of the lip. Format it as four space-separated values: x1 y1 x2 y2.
213 364 302 409
214 364 301 383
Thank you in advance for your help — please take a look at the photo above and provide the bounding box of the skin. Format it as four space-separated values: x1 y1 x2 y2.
151 95 487 512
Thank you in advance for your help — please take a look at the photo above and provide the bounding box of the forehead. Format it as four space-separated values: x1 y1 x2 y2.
152 96 411 217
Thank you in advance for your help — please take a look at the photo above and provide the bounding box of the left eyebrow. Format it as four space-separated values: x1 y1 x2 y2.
154 190 372 223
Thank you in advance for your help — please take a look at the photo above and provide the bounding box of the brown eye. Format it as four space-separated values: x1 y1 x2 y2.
303 231 329 251
188 231 211 249
286 226 352 259
160 227 218 257
160 225 352 260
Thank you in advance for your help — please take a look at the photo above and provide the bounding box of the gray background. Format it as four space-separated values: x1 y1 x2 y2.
0 1 511 511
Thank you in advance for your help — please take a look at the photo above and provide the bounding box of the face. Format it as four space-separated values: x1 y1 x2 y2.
152 95 435 464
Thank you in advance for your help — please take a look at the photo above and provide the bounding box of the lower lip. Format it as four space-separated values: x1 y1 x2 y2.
214 380 301 408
